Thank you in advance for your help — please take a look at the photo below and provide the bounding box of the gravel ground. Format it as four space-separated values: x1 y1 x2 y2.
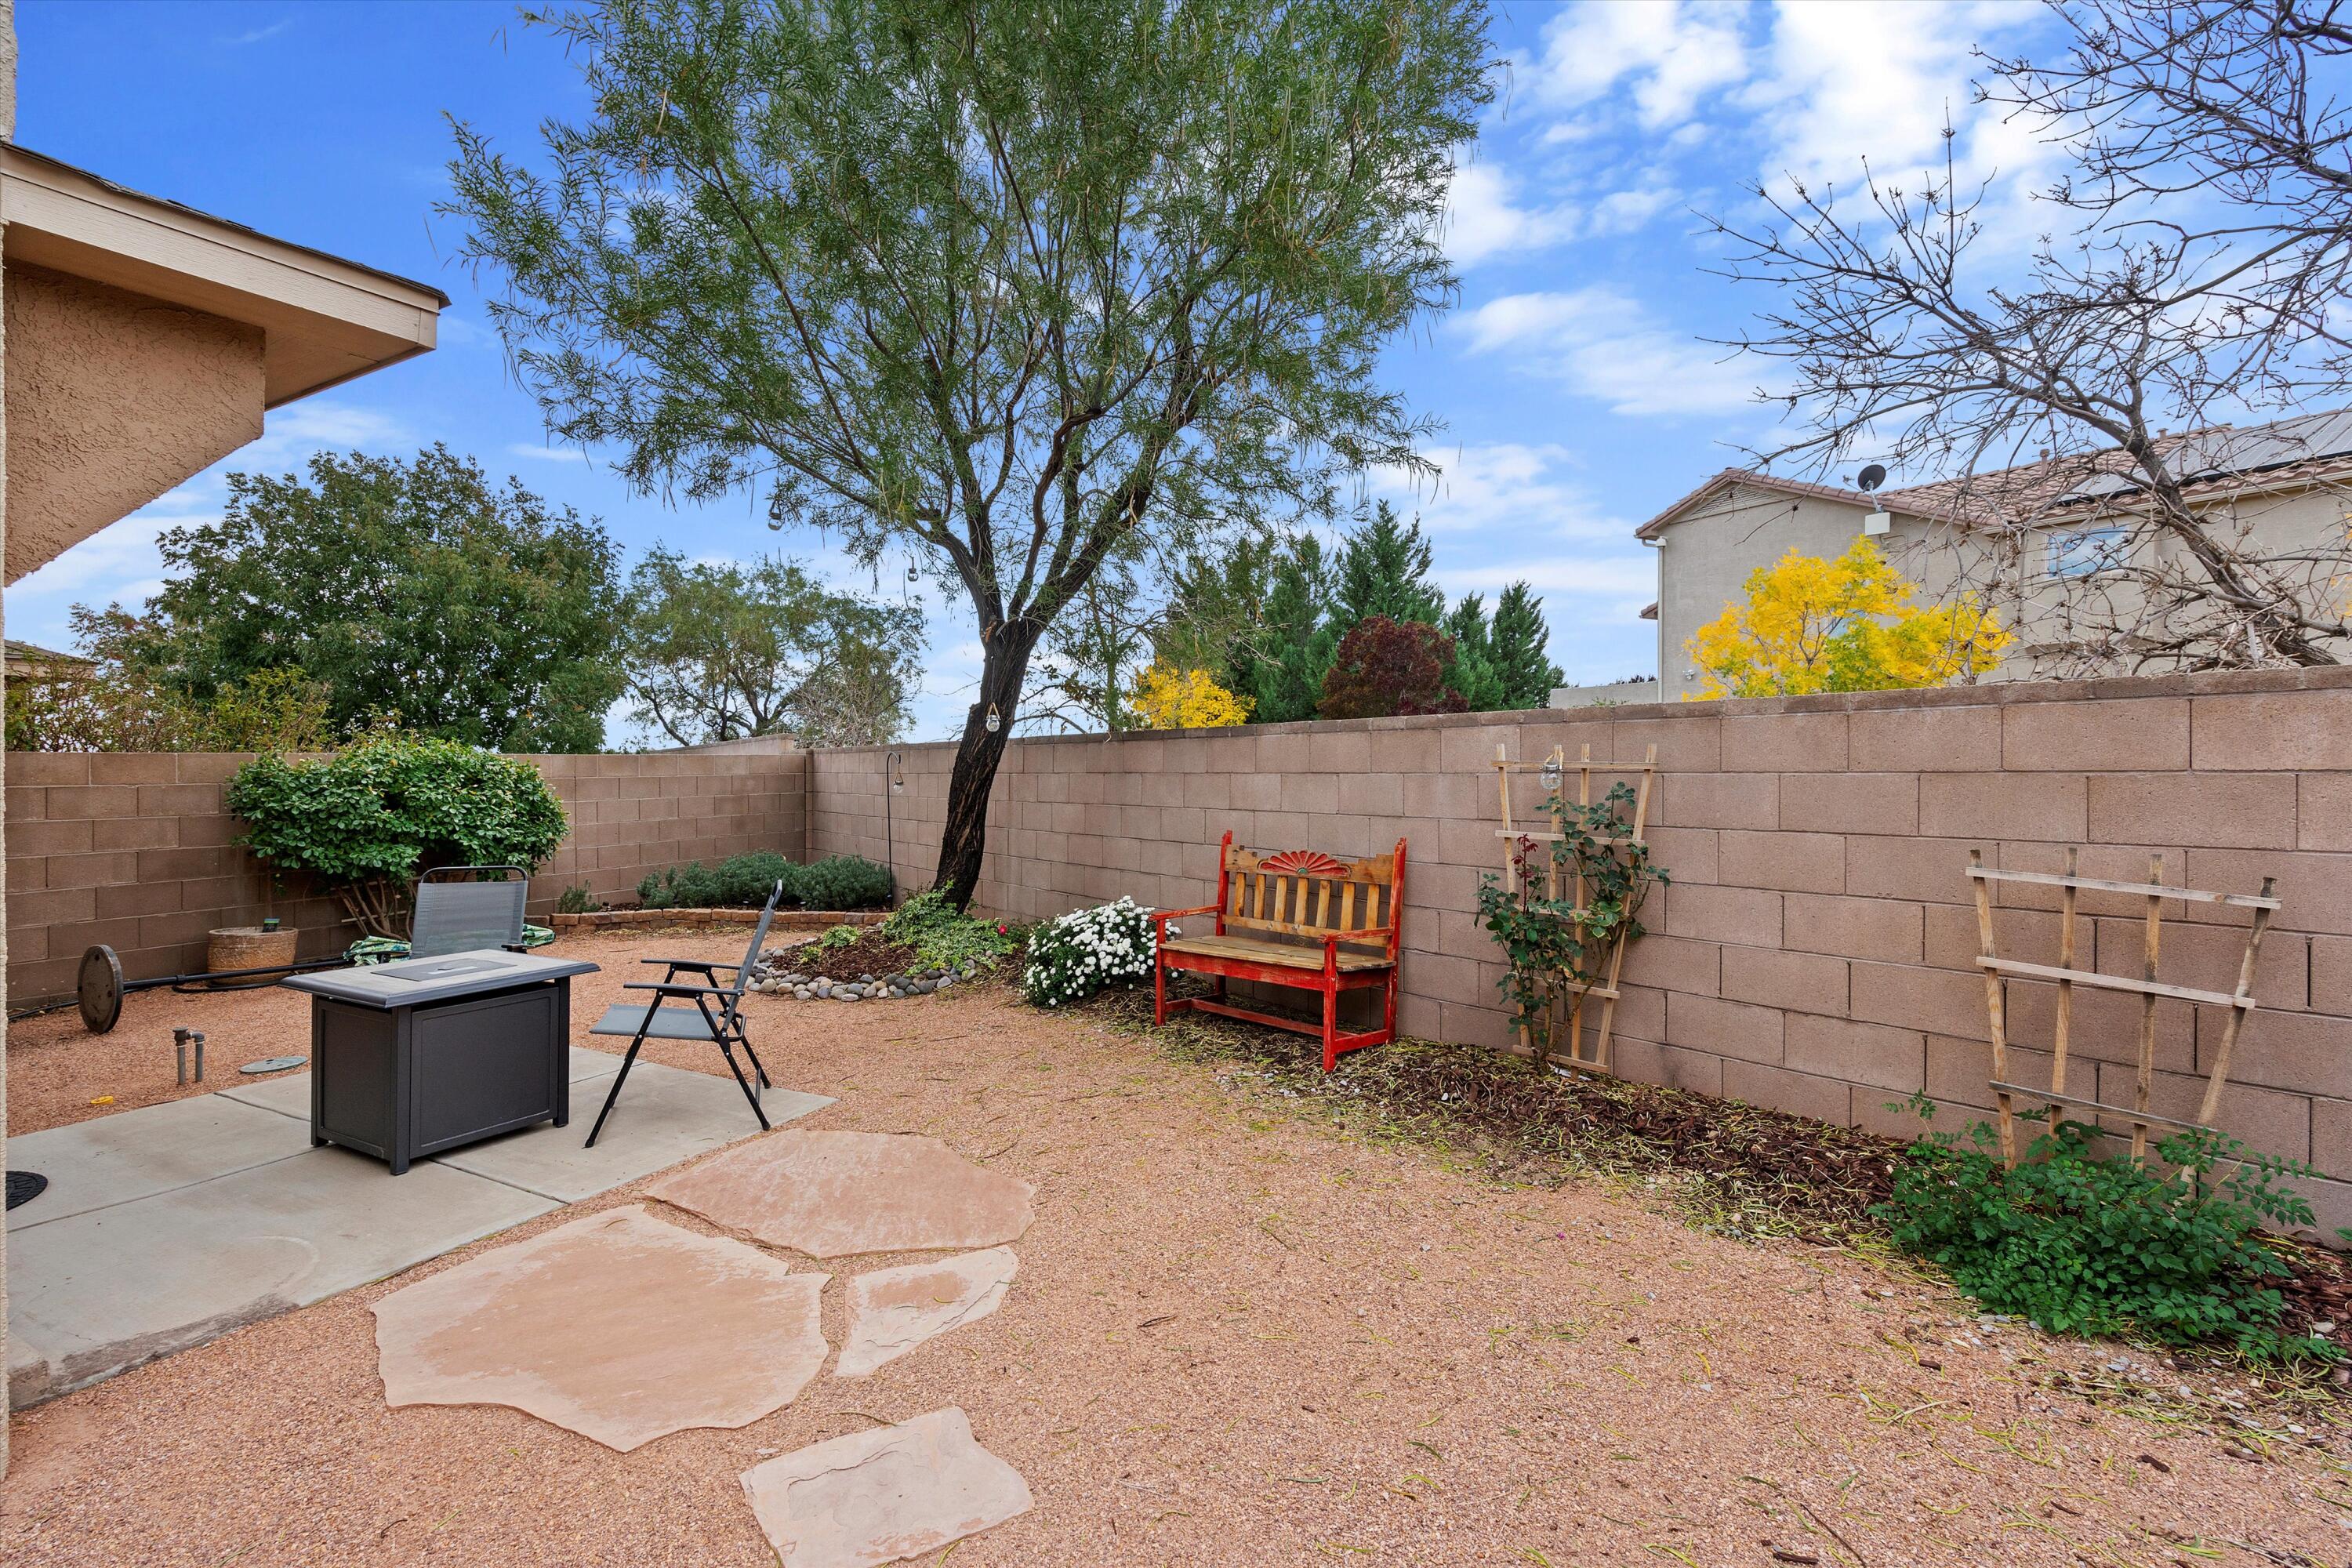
4 929 2347 1566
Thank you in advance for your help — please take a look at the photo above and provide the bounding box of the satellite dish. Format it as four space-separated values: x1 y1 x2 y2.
1856 463 1887 493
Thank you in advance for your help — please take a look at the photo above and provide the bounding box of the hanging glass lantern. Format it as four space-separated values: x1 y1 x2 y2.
1540 751 1563 792
985 703 1002 734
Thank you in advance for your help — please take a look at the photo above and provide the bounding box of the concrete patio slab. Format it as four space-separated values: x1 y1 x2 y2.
648 1131 1035 1258
5 1094 312 1232
374 1205 829 1452
435 1069 831 1203
7 1053 835 1410
836 1247 1019 1380
8 1146 556 1408
740 1405 1031 1568
216 1046 630 1122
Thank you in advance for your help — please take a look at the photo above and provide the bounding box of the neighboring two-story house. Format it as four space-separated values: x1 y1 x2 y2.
1577 408 2352 704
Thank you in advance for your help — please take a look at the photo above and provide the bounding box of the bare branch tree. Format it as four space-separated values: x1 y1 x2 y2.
1704 2 2352 673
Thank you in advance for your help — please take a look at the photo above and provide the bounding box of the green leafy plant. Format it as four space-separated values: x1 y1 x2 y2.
636 851 892 911
1878 1096 2338 1361
880 889 1022 973
1475 780 1668 1066
554 883 604 915
227 734 569 937
1023 898 1155 1008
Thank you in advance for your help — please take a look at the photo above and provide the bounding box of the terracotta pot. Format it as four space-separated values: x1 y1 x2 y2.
206 926 299 984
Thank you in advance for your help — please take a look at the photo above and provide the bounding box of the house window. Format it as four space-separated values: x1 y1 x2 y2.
2047 524 2126 579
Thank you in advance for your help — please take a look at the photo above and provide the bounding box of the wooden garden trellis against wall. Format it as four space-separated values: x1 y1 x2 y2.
1490 742 1657 1073
1966 847 2278 1166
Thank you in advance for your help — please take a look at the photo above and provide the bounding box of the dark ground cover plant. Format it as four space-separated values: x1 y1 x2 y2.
636 851 893 911
1878 1098 2342 1363
227 734 570 938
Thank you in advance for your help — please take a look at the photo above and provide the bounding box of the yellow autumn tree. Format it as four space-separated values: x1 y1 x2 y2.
1686 537 2009 699
1127 660 1254 728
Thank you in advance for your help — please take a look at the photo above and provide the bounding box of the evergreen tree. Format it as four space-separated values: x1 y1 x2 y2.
1441 591 1507 711
1239 535 1338 724
1488 582 1566 709
1330 502 1444 630
1157 536 1275 688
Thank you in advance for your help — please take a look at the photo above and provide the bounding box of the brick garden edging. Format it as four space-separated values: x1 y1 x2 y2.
550 909 887 932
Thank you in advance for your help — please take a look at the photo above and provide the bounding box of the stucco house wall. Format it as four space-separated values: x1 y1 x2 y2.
3 263 266 579
1644 477 2352 702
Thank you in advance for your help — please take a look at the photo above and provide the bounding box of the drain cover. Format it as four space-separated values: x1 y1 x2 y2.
240 1055 307 1075
6 1170 49 1210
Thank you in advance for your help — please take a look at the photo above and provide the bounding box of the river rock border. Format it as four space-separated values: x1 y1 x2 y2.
749 955 985 1003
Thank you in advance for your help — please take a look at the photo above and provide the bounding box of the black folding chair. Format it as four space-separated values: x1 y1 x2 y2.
583 880 782 1147
411 865 529 959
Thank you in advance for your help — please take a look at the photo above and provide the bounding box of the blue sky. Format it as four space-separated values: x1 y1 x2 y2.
5 0 2063 742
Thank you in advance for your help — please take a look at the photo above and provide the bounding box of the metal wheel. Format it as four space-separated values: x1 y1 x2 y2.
78 943 124 1034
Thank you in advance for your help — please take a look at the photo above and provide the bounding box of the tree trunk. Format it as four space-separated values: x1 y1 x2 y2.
933 623 1040 910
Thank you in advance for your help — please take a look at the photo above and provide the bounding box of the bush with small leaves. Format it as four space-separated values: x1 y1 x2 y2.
1878 1096 2339 1362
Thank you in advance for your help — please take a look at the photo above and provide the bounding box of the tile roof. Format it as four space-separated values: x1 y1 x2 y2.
1637 407 2352 540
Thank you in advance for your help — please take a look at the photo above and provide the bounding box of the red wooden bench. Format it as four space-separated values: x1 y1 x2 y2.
1152 831 1406 1071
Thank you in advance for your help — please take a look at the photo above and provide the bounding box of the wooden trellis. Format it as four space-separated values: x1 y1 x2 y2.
1967 847 2278 1167
1491 742 1657 1073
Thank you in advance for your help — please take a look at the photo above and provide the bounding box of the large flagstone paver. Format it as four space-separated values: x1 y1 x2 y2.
9 1147 555 1408
647 1131 1034 1258
5 1094 313 1232
434 1070 831 1203
740 1406 1032 1568
835 1247 1019 1380
373 1205 829 1452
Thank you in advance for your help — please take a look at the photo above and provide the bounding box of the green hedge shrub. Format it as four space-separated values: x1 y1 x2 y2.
1878 1100 2336 1361
637 851 892 911
227 734 568 937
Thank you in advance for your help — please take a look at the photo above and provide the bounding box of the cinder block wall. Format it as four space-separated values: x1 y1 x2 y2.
2 739 809 1002
813 669 2352 1230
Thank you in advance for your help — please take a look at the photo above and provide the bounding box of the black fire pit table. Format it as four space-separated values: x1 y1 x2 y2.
283 949 601 1174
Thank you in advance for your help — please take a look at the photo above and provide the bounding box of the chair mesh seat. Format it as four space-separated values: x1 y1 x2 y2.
590 1002 732 1041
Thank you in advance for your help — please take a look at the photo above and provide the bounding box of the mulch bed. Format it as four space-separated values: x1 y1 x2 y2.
1093 981 1901 1243
1093 979 2352 1367
775 931 931 979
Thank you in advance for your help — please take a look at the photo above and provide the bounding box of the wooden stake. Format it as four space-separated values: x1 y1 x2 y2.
1969 848 2016 1167
2049 847 2078 1145
2132 853 2163 1160
2198 876 2277 1127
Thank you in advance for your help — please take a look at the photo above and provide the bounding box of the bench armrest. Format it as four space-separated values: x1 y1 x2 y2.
1152 905 1218 931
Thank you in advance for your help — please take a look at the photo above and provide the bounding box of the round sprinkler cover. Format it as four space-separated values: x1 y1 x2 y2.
240 1055 307 1076
6 1170 49 1210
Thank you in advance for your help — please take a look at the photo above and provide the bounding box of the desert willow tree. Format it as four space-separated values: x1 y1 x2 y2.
1704 0 2352 675
447 0 1490 906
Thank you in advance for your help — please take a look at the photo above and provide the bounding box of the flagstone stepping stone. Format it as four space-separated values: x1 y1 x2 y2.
372 1204 829 1452
648 1131 1034 1259
740 1406 1032 1568
835 1246 1019 1379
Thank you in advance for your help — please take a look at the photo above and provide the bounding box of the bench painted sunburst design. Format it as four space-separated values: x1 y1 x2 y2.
1259 848 1348 877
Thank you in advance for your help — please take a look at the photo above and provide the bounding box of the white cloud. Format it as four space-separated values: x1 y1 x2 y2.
506 441 591 464
1457 289 1762 418
1527 2 1752 129
1745 1 2044 191
1443 161 1576 267
1433 556 1657 600
1374 442 1623 541
248 400 412 465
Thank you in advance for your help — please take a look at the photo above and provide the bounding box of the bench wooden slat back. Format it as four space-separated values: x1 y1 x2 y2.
1220 839 1399 946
